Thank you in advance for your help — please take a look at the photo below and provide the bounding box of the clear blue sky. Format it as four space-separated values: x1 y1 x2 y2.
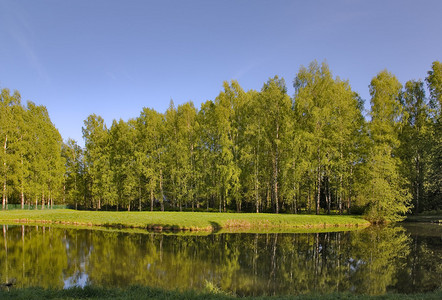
1 0 441 146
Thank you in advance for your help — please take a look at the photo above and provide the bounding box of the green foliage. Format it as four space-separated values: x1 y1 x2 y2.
135 107 165 211
0 89 64 210
62 139 84 209
425 61 442 211
426 61 442 113
2 60 441 218
398 80 431 214
293 61 365 215
358 70 412 223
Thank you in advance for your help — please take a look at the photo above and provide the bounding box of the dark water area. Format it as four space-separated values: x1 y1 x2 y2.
0 223 441 296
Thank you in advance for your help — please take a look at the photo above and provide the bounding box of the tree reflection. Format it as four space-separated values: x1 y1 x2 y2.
349 226 410 295
0 225 440 296
0 225 67 288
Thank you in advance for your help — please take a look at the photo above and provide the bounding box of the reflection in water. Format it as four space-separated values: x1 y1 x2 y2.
0 224 440 296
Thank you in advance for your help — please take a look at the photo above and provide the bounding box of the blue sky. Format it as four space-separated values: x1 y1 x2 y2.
1 0 441 146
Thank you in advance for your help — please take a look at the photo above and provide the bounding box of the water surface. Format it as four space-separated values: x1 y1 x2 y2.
0 223 440 296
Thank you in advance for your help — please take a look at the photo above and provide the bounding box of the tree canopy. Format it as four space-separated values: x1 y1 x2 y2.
2 60 441 223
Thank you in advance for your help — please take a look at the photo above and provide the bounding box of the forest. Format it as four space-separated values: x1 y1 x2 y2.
1 61 441 223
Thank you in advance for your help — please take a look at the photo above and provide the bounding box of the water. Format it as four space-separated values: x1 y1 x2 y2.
0 223 441 296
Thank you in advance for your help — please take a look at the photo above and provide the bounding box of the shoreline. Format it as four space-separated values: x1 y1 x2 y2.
0 286 440 300
0 209 371 233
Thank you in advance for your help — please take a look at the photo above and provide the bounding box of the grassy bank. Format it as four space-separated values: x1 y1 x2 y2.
0 209 370 232
0 286 440 300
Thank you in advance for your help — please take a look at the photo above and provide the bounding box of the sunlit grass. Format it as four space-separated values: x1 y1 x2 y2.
0 209 370 232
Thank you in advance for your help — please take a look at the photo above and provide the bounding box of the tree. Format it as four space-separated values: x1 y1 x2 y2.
136 108 165 211
176 102 198 211
162 100 198 211
259 76 292 213
425 61 442 210
25 101 64 209
359 70 411 223
426 61 442 114
213 81 244 212
0 89 22 209
62 139 84 209
109 119 137 211
82 114 109 210
241 90 265 213
399 80 430 214
293 62 335 215
293 61 364 215
196 100 218 211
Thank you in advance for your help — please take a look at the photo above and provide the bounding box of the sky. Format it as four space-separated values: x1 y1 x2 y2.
1 0 441 147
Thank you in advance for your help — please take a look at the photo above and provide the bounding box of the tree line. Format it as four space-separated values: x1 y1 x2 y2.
1 61 441 222
0 90 64 210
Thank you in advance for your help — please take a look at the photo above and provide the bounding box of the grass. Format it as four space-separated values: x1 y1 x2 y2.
0 209 370 233
0 286 440 300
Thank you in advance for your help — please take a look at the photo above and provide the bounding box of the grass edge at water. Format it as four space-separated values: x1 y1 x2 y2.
0 209 370 233
0 286 441 300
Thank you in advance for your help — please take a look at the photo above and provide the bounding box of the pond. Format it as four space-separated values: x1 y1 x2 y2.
0 223 441 296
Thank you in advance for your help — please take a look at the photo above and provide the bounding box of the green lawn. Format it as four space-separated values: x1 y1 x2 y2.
0 209 369 232
0 286 440 300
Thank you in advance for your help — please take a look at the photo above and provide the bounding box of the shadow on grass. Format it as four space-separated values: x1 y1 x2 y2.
209 221 221 233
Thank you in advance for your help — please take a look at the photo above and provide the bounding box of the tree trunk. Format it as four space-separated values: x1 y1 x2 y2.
316 146 321 215
41 191 45 210
415 153 420 214
339 174 343 215
274 123 279 214
348 165 353 214
2 182 6 210
316 164 321 215
160 169 164 211
223 189 226 213
266 184 271 211
207 194 211 212
219 192 222 213
2 135 7 210
237 199 241 213
63 183 66 206
274 154 279 214
150 187 154 212
326 175 331 215
21 156 25 209
255 149 260 213
139 184 142 212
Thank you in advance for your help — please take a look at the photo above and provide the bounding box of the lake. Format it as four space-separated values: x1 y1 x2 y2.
0 223 440 296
